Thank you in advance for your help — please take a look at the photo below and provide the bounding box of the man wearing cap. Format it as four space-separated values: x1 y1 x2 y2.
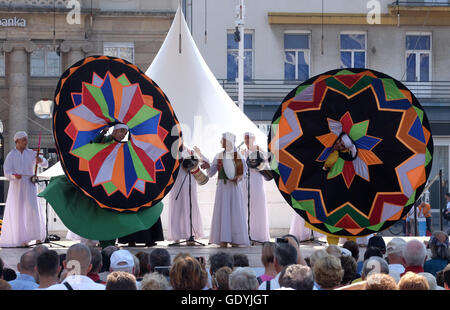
240 132 270 243
0 131 48 248
206 132 250 247
386 238 406 283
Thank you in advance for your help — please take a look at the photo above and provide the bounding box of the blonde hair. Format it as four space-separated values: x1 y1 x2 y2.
169 254 207 290
398 272 430 290
309 249 328 268
141 272 170 290
213 266 232 290
313 255 344 289
366 273 398 290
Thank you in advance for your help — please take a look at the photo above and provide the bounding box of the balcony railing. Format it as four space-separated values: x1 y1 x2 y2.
217 79 450 103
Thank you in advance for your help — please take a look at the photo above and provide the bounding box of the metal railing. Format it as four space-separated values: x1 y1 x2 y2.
217 79 450 102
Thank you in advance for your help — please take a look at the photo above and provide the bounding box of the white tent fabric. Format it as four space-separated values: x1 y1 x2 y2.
146 7 267 161
38 161 64 179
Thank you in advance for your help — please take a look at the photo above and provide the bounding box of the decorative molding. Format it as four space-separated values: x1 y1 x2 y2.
2 39 36 53
60 40 93 53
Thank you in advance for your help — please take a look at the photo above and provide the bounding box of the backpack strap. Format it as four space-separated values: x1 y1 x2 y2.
63 282 74 290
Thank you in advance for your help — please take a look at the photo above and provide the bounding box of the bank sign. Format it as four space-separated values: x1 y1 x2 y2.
0 17 26 27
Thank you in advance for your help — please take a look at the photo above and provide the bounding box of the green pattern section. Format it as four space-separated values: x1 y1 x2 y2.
406 190 416 206
335 70 355 76
413 106 424 123
295 84 310 96
349 120 369 141
117 75 131 86
71 141 113 161
380 78 406 100
325 75 373 97
85 84 115 122
367 221 385 232
127 142 153 182
425 148 432 167
327 157 345 179
326 204 370 227
103 182 117 195
291 197 316 217
126 105 160 129
324 223 343 233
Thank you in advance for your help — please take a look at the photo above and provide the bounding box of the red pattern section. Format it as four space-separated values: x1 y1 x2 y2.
158 127 168 141
288 80 327 111
64 122 77 141
130 140 156 181
369 193 408 225
122 85 145 125
334 74 363 89
81 84 110 122
342 160 356 188
88 143 118 184
340 112 353 134
335 214 361 229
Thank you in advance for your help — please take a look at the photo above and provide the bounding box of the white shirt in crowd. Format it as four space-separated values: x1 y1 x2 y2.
258 273 280 290
46 275 105 290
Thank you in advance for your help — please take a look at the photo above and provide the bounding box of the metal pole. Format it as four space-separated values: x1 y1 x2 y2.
439 168 443 231
414 202 418 236
237 0 245 111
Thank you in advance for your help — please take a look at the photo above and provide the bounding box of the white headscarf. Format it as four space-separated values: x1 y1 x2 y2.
222 132 236 145
113 123 128 131
14 131 28 141
341 134 357 158
244 132 255 138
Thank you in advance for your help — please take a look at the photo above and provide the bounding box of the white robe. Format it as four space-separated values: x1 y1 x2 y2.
241 149 270 242
65 230 98 246
167 165 204 241
207 151 250 246
0 148 48 247
289 213 324 241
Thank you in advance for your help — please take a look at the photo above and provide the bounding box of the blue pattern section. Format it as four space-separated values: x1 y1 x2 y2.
155 159 164 171
291 190 325 222
101 74 115 119
408 117 426 143
129 114 160 135
72 93 82 106
123 143 138 195
318 147 333 161
355 135 380 150
72 129 101 150
278 162 293 185
372 79 411 110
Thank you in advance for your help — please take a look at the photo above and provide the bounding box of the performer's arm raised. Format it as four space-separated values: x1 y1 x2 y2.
207 154 219 177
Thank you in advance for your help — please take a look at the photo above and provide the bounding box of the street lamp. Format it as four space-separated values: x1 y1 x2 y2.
34 99 53 119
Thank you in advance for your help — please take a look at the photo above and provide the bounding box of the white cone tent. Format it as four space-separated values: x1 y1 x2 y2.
146 7 266 160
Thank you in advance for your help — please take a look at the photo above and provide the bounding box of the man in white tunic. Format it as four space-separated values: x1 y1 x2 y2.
167 146 206 243
0 131 48 247
205 133 249 248
241 132 270 243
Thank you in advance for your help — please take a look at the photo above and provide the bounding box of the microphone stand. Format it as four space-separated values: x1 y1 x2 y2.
169 170 205 247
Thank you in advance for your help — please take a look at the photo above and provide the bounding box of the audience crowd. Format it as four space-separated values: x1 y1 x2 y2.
0 232 449 290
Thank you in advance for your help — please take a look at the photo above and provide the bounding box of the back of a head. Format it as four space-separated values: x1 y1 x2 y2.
275 243 298 268
214 266 233 290
135 252 151 276
89 247 103 274
366 273 398 290
19 250 37 273
233 254 249 268
141 272 170 290
443 264 450 288
66 243 92 275
150 248 171 272
229 267 259 290
2 268 17 282
101 245 119 272
340 255 357 285
110 250 135 274
169 255 207 290
106 271 137 290
368 235 386 254
279 264 314 290
362 256 389 279
386 238 406 258
398 272 429 290
0 279 11 291
326 245 342 258
313 255 344 289
342 240 359 261
133 256 140 278
429 231 450 261
261 242 276 267
363 246 383 261
37 250 60 277
0 257 4 278
32 245 49 257
209 252 234 275
403 239 427 267
418 272 440 290
309 249 328 268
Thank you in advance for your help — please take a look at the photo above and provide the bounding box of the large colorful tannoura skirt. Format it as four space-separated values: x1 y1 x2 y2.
268 68 433 243
40 56 182 240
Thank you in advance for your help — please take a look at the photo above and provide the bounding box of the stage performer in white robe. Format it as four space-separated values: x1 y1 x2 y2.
204 132 250 248
167 146 206 242
240 132 270 243
289 212 324 242
0 131 48 248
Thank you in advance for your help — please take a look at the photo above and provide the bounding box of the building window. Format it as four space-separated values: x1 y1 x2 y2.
340 33 366 69
227 32 253 81
284 33 310 81
103 42 134 63
30 44 61 77
0 50 4 76
406 34 431 82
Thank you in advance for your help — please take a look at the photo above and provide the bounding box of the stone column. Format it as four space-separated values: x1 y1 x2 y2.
2 40 36 150
60 40 94 70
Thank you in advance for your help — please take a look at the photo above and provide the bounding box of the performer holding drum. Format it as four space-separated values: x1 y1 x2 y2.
204 132 250 248
241 132 270 243
167 146 208 243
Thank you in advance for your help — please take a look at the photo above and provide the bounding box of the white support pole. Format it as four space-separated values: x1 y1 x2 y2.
237 0 245 111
